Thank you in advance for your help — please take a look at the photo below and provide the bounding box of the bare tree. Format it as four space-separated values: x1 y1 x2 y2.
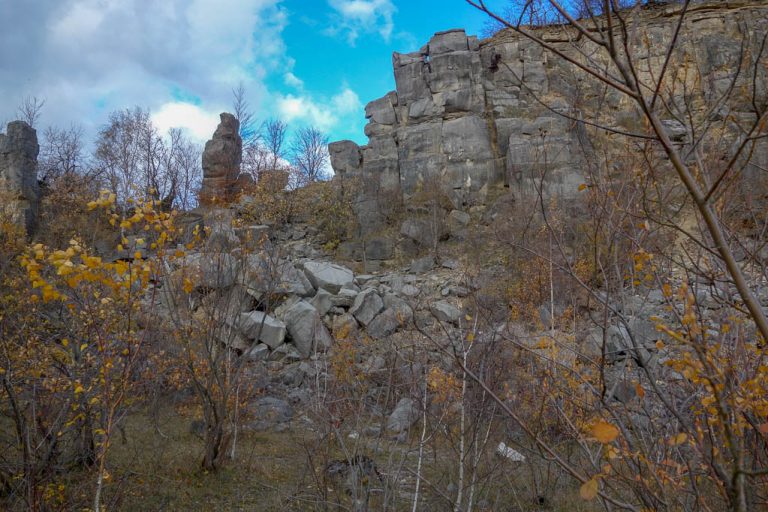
291 126 329 185
263 118 288 172
16 96 45 128
94 107 201 208
38 124 88 181
231 82 259 147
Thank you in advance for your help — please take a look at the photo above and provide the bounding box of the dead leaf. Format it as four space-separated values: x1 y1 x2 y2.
591 420 619 443
579 478 599 500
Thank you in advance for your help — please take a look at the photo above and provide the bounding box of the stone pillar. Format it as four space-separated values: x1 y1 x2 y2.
0 121 40 235
199 113 242 205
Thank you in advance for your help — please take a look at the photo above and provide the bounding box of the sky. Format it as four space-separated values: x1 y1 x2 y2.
0 0 498 147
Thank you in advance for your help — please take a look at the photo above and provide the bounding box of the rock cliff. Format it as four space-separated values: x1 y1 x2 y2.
0 121 40 234
330 0 768 232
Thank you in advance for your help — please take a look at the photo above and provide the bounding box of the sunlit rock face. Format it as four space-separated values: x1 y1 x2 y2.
199 113 242 206
0 121 39 235
330 1 768 232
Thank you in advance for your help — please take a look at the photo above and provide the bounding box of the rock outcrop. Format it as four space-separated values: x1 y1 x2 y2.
330 1 768 233
0 121 39 234
199 113 242 205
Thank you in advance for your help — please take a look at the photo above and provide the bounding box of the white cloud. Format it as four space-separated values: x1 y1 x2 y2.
284 72 304 89
0 0 288 137
327 0 396 45
276 86 361 131
151 102 222 142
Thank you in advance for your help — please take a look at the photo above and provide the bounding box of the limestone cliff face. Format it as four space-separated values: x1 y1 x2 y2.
0 121 39 235
330 0 768 231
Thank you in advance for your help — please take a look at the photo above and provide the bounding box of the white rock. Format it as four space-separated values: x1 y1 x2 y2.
496 442 525 462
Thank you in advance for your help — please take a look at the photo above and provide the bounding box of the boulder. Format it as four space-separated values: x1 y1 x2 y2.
386 397 420 432
303 261 355 294
331 288 359 308
410 256 435 273
430 301 461 325
268 343 303 363
401 284 421 298
383 293 414 324
332 313 359 339
283 301 333 357
238 311 287 349
244 256 314 298
245 343 270 362
310 288 334 317
350 289 384 327
183 253 240 289
367 308 400 339
328 140 362 175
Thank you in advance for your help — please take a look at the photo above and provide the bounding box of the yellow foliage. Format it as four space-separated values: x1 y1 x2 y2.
590 420 619 443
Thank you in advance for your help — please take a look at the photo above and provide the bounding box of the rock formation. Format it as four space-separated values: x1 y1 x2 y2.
199 113 242 205
0 121 40 234
330 1 768 232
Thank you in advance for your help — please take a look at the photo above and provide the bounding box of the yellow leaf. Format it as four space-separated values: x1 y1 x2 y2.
591 420 619 443
579 478 599 500
134 251 142 260
670 433 687 446
578 183 587 191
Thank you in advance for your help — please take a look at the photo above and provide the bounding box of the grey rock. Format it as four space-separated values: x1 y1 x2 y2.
331 288 359 308
429 29 469 55
328 140 362 175
244 256 314 297
283 301 333 357
386 397 420 432
383 293 414 324
350 289 384 326
410 256 435 273
365 237 395 260
310 288 334 317
449 209 471 227
268 343 303 363
199 113 242 205
400 218 441 248
187 253 240 289
367 308 401 339
355 274 377 285
0 121 39 234
238 311 287 349
430 301 461 325
401 284 421 297
332 313 359 339
245 343 270 362
303 261 355 294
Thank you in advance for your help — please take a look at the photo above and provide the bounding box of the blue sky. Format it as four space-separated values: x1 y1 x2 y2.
0 0 499 146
